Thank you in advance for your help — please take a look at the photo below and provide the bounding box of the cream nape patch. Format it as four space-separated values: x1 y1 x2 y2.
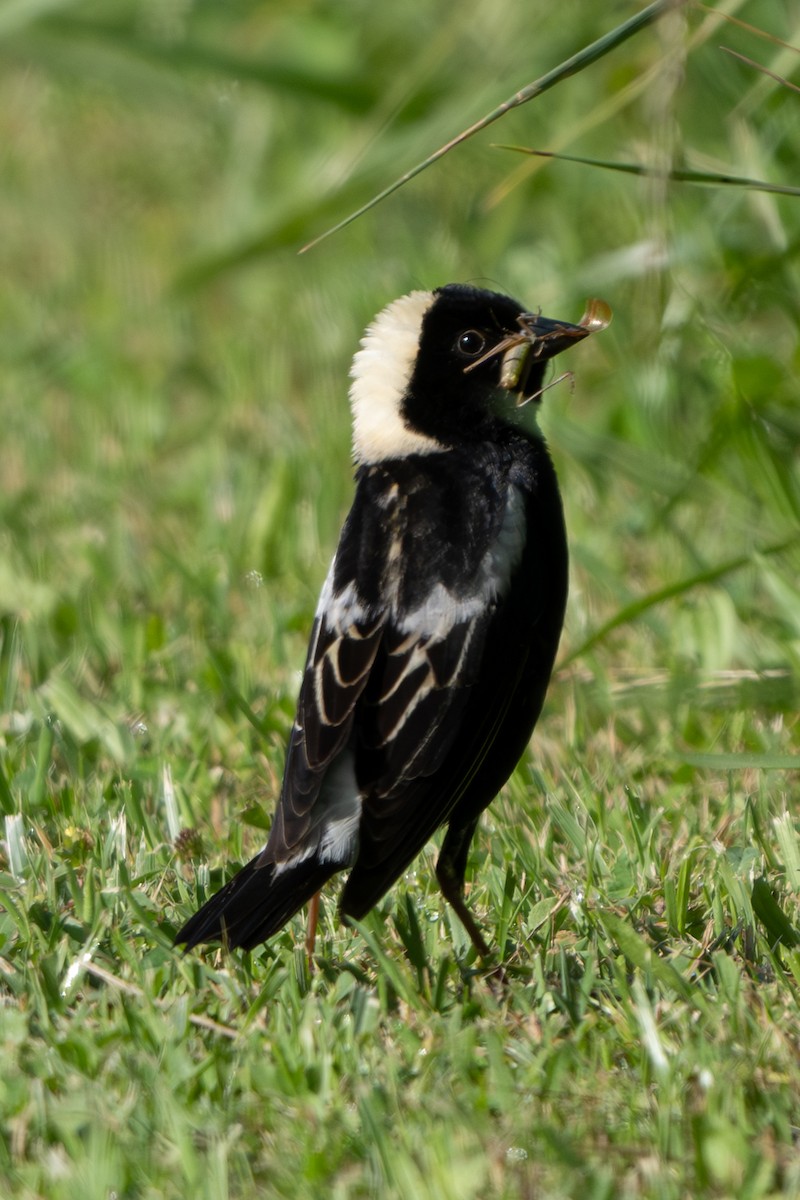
349 290 447 464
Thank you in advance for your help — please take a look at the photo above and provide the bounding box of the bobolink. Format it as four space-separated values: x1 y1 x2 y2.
175 283 608 960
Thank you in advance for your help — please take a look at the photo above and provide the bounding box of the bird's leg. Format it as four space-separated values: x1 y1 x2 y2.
436 815 493 962
436 864 493 960
305 890 321 968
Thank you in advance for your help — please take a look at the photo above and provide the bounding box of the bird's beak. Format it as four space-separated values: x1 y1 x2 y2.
500 298 612 401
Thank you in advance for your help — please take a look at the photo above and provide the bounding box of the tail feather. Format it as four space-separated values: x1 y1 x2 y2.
175 854 337 952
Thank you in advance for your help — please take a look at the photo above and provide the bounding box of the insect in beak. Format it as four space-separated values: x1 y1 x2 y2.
465 298 612 406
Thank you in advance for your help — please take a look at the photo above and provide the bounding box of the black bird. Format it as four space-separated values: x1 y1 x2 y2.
175 283 608 960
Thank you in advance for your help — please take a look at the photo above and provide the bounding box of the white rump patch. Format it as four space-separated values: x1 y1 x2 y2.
349 291 446 464
318 808 361 864
314 750 361 865
273 749 361 875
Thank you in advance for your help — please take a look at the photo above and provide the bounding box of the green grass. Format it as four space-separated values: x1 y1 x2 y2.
1 1 799 1196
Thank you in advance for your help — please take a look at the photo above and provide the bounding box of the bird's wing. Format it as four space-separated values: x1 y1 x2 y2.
262 456 523 874
352 458 527 806
263 568 501 875
348 576 521 865
356 589 495 795
261 570 386 865
339 458 544 914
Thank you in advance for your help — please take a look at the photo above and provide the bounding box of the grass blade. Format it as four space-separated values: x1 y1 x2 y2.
498 146 800 198
751 877 800 949
300 0 683 252
564 534 799 666
4 813 28 880
720 46 800 96
773 813 800 894
694 4 800 52
681 752 800 771
599 912 701 1009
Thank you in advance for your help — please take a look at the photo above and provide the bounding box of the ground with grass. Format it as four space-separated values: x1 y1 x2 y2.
0 2 799 1197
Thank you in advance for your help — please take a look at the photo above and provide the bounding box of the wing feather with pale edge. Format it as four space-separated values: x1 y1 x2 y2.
261 592 384 861
261 457 520 870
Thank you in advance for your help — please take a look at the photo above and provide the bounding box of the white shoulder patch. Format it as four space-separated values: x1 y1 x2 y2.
349 290 446 464
315 564 370 631
395 483 528 637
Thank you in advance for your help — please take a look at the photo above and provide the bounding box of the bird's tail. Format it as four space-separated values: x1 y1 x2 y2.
174 853 337 952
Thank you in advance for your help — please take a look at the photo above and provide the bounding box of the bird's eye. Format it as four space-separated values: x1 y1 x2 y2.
456 330 486 357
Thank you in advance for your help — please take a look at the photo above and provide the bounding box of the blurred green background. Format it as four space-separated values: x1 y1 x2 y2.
0 2 799 1197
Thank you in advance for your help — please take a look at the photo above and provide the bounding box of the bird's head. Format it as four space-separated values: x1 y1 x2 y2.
349 283 609 464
